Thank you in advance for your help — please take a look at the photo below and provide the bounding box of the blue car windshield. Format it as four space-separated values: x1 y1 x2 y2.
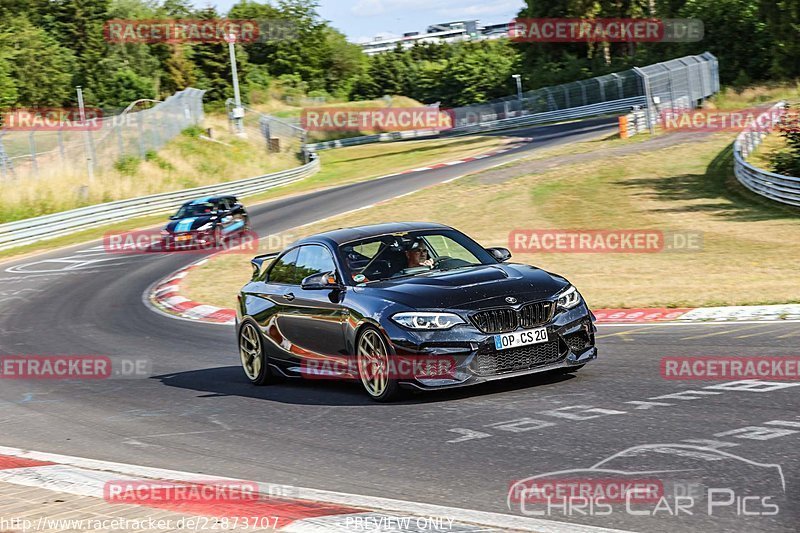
174 203 214 218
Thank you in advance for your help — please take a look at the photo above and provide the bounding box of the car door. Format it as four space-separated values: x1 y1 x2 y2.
253 247 300 363
276 244 348 366
216 198 237 235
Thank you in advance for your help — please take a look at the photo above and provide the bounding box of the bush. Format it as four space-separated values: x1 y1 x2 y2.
113 156 141 176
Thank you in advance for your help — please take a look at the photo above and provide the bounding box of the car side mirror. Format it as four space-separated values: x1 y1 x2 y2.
487 247 512 262
301 271 341 290
250 252 278 280
169 215 179 220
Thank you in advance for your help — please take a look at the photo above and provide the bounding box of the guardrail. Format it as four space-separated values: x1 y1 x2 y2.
305 96 646 152
732 101 800 208
0 156 320 250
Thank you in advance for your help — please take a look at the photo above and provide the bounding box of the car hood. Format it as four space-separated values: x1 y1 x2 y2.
354 263 570 310
165 215 213 233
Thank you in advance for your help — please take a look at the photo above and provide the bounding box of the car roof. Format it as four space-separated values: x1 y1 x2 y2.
295 222 454 247
185 195 235 205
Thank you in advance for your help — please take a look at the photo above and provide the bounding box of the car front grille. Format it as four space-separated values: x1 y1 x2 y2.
474 339 563 376
470 301 555 334
519 302 555 328
471 308 518 333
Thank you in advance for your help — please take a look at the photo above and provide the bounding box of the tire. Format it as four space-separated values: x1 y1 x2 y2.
356 326 401 402
238 320 274 385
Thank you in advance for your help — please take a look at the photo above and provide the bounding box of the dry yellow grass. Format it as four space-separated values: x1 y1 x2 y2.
1 114 298 223
183 130 800 310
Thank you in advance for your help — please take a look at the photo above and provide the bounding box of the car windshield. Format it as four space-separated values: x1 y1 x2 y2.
173 202 215 218
339 229 496 283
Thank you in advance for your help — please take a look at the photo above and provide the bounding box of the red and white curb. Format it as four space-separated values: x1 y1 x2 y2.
0 446 632 533
149 258 237 324
151 270 800 328
594 304 800 323
385 138 533 176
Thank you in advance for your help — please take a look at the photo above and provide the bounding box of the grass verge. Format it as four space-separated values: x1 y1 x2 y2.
0 132 510 264
183 129 800 310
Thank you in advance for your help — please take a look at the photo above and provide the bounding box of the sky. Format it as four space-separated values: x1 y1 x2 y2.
191 0 525 42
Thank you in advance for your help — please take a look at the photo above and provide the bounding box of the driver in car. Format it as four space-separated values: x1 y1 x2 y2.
405 240 434 269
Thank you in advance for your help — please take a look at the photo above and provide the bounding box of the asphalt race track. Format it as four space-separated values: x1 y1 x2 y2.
1 117 797 532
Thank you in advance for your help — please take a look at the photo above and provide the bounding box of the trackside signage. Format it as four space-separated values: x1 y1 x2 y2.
509 18 703 43
661 357 800 381
301 107 454 132
0 108 103 131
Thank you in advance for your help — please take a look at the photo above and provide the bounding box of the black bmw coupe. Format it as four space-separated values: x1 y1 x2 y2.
237 222 596 401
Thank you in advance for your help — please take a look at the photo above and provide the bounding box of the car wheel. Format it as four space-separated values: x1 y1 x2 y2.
239 320 273 385
356 326 400 402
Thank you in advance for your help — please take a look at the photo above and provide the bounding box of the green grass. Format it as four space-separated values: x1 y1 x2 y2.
0 132 510 265
184 129 800 310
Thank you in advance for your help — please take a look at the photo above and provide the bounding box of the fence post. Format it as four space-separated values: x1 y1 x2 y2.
57 128 66 161
28 132 39 177
116 125 125 158
632 67 656 134
137 112 146 158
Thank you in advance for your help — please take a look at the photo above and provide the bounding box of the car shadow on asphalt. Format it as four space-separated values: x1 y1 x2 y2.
151 365 577 406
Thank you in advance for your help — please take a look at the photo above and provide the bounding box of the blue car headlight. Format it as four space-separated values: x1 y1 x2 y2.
392 312 465 330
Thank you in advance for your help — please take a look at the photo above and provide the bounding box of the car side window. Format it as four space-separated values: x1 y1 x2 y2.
294 245 337 285
266 248 299 284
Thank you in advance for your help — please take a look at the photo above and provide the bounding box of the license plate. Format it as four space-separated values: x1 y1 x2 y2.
494 327 548 350
176 235 192 242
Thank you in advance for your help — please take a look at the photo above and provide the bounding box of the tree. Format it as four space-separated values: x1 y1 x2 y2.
0 16 76 106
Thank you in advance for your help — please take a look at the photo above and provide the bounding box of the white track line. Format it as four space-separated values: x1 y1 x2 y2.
0 446 635 533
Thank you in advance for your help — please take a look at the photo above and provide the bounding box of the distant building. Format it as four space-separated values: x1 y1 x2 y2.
358 20 509 56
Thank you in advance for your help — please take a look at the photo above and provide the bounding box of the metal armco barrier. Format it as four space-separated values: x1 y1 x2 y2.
306 97 647 152
0 156 320 250
733 101 800 207
306 52 718 152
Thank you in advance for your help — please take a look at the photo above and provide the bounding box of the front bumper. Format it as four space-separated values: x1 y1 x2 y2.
385 304 597 390
162 231 215 249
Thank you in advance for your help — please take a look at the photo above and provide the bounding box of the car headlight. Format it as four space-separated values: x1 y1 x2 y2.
392 312 465 330
556 285 582 310
196 222 213 232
